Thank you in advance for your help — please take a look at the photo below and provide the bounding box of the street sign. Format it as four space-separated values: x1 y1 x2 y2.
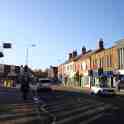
3 43 12 48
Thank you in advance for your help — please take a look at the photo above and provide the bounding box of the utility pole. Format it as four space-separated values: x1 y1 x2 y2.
25 44 36 66
25 48 29 66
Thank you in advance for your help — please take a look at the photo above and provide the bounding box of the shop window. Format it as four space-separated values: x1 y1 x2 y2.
99 58 101 67
102 57 104 67
110 55 112 66
106 56 109 67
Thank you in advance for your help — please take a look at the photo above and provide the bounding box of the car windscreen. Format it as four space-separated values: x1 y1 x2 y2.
99 83 110 88
40 80 52 83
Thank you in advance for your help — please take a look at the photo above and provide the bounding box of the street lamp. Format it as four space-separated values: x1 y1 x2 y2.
25 44 36 66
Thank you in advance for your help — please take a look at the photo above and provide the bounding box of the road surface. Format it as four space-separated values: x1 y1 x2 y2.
0 87 124 124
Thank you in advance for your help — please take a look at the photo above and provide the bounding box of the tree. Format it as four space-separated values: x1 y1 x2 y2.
32 69 48 78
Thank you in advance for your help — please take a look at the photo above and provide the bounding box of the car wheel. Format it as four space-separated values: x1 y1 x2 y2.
91 91 95 96
97 90 102 96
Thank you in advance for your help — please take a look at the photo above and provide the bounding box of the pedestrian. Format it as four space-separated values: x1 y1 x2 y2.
20 65 30 101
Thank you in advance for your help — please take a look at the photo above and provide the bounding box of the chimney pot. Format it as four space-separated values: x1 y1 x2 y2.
82 46 86 55
97 38 104 49
72 50 77 58
68 53 73 60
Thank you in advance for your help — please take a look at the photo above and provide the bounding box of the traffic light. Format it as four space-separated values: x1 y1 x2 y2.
0 52 4 57
24 65 28 72
15 66 20 73
3 43 12 48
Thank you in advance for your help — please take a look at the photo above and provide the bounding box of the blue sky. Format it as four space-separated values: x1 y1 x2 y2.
0 0 124 69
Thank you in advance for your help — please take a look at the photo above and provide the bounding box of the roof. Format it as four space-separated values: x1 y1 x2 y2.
73 50 93 61
61 48 107 65
115 38 124 44
62 50 94 64
62 60 70 65
91 48 105 54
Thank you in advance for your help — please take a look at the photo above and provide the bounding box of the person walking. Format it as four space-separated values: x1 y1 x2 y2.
20 65 30 101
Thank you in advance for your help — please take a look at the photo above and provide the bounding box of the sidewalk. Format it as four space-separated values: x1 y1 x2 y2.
116 89 124 96
52 84 91 94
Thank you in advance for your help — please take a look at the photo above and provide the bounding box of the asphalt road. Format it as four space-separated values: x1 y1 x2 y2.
0 87 124 124
0 87 33 104
37 90 124 124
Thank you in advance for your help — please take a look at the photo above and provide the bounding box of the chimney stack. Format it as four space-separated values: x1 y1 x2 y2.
82 46 86 55
97 38 104 49
68 53 73 60
72 50 77 58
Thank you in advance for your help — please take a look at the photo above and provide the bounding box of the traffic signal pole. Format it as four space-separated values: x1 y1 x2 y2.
25 44 36 66
25 48 29 66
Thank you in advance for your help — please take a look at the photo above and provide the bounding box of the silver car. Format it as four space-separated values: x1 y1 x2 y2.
37 79 53 92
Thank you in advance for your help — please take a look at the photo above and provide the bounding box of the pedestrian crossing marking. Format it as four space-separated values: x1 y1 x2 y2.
45 101 100 114
79 112 104 124
0 91 118 124
57 104 111 124
0 115 42 124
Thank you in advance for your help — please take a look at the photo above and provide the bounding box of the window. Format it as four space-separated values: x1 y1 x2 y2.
105 55 107 67
86 64 87 70
67 66 69 71
92 60 94 67
95 59 97 64
74 64 76 71
110 55 112 66
101 58 103 67
107 55 109 67
99 58 101 67
4 65 11 73
80 64 82 70
93 59 96 68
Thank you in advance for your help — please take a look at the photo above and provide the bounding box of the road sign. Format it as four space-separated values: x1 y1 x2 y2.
3 43 12 48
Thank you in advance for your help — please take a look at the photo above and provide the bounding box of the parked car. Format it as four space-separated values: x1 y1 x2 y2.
91 84 116 96
37 79 53 92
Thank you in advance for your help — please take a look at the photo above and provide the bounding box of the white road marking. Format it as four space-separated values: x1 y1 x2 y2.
57 104 111 124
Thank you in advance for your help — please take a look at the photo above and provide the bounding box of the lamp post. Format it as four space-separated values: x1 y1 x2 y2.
25 44 36 66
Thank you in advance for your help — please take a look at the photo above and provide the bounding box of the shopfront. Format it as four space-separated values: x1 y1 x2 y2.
0 75 17 88
81 71 91 88
92 70 113 88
